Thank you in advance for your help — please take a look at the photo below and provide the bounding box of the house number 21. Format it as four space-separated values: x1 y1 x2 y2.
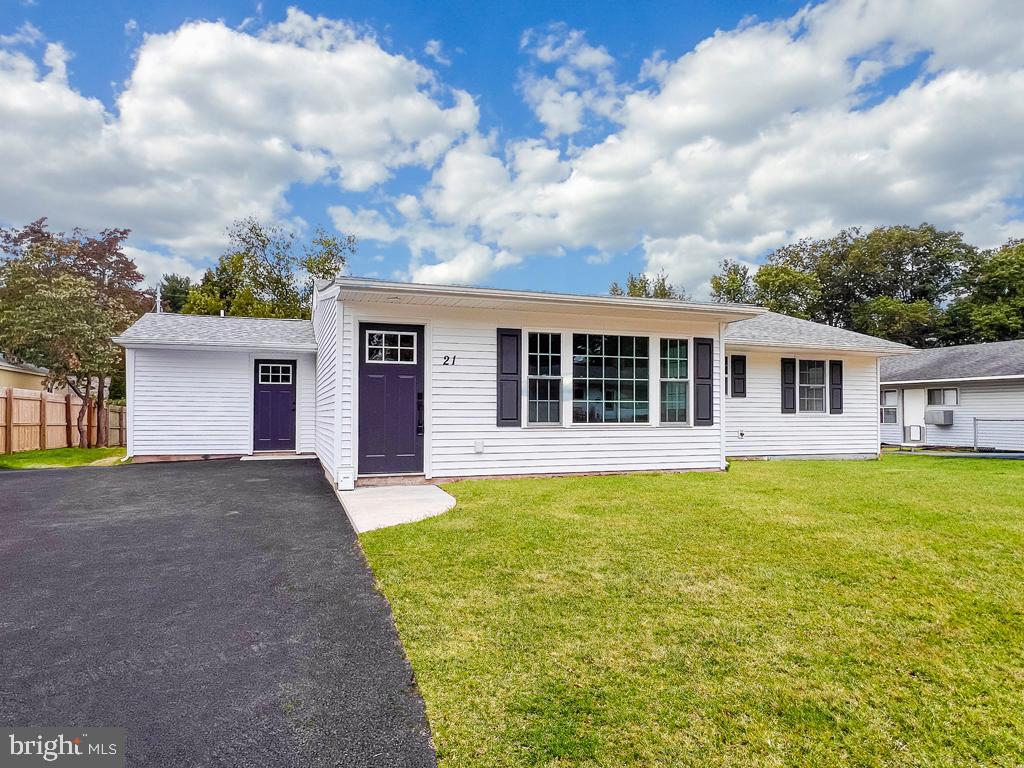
442 355 457 366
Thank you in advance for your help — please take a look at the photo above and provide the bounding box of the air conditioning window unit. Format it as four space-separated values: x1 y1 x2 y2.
924 409 954 426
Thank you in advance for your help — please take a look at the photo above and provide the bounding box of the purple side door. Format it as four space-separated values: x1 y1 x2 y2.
253 360 296 451
358 323 424 475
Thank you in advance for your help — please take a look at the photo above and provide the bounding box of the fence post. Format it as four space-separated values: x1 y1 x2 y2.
65 394 73 448
3 388 11 455
87 398 95 448
39 391 47 451
973 417 978 451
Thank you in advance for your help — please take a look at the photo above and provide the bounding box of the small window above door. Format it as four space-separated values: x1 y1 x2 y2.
258 363 292 384
366 330 417 364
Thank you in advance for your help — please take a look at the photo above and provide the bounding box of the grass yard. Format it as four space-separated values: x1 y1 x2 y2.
0 446 126 470
361 457 1024 767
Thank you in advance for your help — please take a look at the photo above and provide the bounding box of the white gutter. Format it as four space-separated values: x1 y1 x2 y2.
112 338 318 353
882 374 1024 385
725 339 912 356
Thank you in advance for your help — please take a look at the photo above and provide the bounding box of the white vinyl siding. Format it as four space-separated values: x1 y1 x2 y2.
313 290 339 474
130 348 314 456
435 313 719 477
297 354 315 454
725 349 880 457
881 380 1024 450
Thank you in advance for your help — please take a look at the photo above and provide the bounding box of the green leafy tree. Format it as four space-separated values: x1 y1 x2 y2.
945 239 1024 342
610 270 690 300
0 260 133 447
751 264 822 319
710 259 754 303
0 219 147 446
182 218 356 319
851 297 941 346
159 273 193 312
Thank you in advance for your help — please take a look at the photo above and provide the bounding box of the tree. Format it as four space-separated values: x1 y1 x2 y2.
182 218 356 319
0 260 133 447
710 259 754 303
751 264 822 319
945 239 1024 342
851 297 941 346
0 219 148 446
610 270 690 300
159 273 193 312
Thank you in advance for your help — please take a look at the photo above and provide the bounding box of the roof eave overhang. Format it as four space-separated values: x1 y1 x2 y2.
725 339 913 356
881 373 1024 385
112 338 318 353
331 278 765 323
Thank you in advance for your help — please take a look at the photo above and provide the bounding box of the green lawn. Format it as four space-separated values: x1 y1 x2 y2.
361 457 1024 767
0 446 126 470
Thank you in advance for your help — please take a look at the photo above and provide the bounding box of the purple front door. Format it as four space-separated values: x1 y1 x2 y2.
253 360 296 451
358 324 424 474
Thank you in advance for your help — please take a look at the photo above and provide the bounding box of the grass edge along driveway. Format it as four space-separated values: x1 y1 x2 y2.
0 446 125 470
361 457 1024 768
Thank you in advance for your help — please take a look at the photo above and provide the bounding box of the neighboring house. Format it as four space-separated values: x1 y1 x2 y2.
0 355 55 391
880 340 1024 451
113 278 909 489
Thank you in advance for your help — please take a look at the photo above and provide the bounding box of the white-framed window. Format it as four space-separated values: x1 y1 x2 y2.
881 389 898 423
571 334 650 424
365 330 416 364
927 387 958 405
660 338 689 424
258 363 292 385
527 332 561 424
798 360 826 412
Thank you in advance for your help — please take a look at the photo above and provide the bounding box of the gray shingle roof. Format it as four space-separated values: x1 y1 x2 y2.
880 339 1024 382
725 312 911 354
114 313 316 351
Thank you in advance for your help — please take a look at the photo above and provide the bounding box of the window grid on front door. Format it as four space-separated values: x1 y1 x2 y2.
258 363 292 384
365 330 417 364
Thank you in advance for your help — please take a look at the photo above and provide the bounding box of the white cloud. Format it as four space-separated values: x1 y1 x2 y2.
0 21 43 46
0 8 475 279
424 39 450 66
123 19 138 36
3 1 1024 292
343 0 1024 292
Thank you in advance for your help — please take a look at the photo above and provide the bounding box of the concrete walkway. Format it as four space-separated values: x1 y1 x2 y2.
338 485 456 533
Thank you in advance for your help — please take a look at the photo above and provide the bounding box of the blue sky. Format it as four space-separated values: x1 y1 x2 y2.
1 0 1023 296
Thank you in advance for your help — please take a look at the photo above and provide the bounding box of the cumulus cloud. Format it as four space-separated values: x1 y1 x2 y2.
342 0 1024 291
0 21 43 46
424 39 450 66
3 1 1024 291
0 8 475 273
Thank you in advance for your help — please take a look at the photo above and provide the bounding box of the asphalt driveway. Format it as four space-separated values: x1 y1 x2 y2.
0 459 436 767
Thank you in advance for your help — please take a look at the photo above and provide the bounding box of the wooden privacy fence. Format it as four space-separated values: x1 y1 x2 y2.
0 387 126 454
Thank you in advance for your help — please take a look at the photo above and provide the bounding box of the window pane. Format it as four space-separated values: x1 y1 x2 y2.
881 408 897 424
927 388 942 405
383 347 399 362
799 386 825 412
661 381 688 423
799 360 825 386
399 348 414 362
882 390 898 406
944 388 957 405
400 335 414 348
368 348 383 361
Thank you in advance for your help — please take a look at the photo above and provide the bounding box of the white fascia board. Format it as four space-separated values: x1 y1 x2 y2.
111 339 318 353
882 374 1024 385
724 340 911 356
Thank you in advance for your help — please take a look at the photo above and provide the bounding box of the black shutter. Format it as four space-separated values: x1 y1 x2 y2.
496 328 522 427
730 355 747 398
694 337 714 426
781 357 796 413
829 360 844 414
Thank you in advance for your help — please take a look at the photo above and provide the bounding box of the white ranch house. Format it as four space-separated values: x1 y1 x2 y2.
880 339 1024 452
114 278 910 489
